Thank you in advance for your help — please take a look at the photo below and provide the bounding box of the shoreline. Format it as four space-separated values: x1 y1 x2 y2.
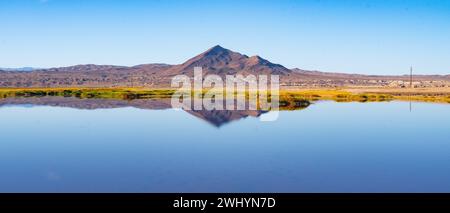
0 87 449 104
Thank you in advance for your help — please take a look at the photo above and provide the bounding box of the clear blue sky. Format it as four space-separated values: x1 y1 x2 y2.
1 0 449 75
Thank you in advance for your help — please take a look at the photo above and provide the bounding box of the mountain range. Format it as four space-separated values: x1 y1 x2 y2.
0 67 38 72
0 45 449 88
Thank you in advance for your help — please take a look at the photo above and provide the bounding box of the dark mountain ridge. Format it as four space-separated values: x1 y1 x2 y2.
0 45 448 88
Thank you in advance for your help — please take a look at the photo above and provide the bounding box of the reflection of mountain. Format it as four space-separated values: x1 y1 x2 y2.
0 96 172 110
0 97 291 127
187 110 265 127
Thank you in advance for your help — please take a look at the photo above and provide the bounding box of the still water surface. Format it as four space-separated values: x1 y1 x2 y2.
0 97 449 192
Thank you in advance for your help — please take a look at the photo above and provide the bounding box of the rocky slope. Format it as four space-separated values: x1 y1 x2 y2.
0 45 448 88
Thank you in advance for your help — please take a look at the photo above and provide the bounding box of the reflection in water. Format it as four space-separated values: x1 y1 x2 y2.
0 97 310 127
1 97 450 192
186 110 265 127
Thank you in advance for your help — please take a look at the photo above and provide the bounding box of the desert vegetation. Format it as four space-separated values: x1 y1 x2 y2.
1 87 449 104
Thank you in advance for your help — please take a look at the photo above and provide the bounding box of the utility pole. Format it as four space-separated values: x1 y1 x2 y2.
410 66 413 88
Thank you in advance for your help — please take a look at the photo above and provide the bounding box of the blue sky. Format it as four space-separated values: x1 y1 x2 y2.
0 0 449 75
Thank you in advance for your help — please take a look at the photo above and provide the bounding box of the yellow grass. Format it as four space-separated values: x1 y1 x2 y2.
0 87 449 103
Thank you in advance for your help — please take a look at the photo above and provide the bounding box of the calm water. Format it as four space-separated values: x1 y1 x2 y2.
0 97 449 192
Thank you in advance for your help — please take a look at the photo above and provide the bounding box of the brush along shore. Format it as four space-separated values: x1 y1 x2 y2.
0 87 449 103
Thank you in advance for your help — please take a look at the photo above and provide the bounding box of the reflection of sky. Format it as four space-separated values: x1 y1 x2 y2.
0 101 450 192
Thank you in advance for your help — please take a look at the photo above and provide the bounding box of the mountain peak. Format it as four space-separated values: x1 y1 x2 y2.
168 46 291 76
210 45 225 51
248 55 264 62
203 45 233 56
247 55 274 66
177 45 247 71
